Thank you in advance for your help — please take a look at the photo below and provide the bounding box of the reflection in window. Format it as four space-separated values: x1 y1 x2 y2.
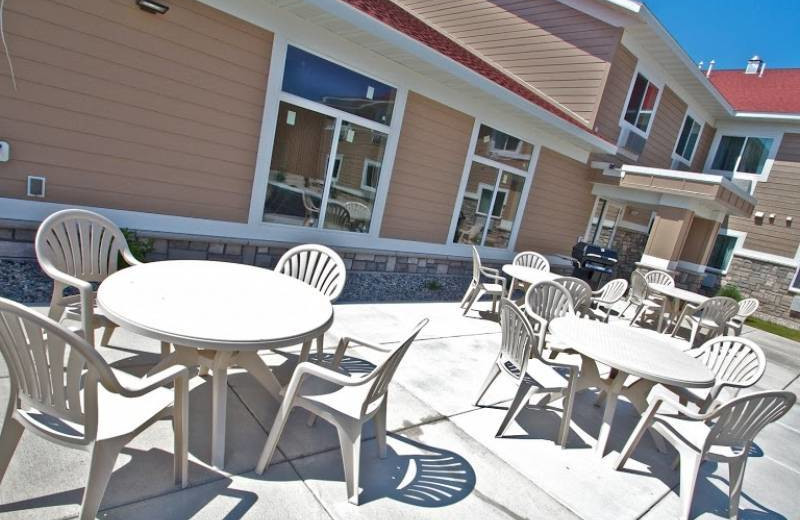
473 125 534 171
707 234 737 271
282 46 396 125
624 73 660 133
586 198 622 247
674 115 701 162
711 136 773 174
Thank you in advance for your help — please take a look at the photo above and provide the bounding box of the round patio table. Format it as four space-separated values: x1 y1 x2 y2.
97 260 334 468
548 316 714 457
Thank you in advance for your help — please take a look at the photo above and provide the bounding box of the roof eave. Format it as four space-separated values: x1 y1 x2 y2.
734 112 800 122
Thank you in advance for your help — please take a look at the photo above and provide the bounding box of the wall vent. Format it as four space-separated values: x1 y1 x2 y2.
27 176 45 198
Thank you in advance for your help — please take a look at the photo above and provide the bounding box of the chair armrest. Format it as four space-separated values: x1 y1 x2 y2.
39 262 94 295
342 336 392 353
121 248 143 267
112 365 197 398
648 395 711 421
480 266 500 276
292 361 375 388
480 268 506 289
591 289 604 297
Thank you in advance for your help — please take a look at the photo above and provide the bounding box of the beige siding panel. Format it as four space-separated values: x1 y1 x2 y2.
638 87 688 169
380 92 475 243
691 123 716 172
516 148 595 255
396 0 621 125
0 0 272 222
593 45 637 143
680 217 719 264
730 134 800 258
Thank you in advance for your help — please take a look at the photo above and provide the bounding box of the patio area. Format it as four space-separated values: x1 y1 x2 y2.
0 300 797 520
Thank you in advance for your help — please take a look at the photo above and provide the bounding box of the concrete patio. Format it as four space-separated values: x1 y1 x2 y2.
0 301 797 520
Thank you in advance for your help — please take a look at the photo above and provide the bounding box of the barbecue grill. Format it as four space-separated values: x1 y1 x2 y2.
571 241 618 288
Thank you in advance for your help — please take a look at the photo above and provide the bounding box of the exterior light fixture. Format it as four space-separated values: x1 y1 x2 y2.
136 0 169 14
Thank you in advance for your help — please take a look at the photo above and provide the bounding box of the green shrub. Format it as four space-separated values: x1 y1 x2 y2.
716 283 743 301
424 280 443 291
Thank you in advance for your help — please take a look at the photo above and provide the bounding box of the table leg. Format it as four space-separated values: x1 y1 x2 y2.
236 351 283 398
596 371 626 457
298 339 313 363
146 346 197 377
211 351 233 469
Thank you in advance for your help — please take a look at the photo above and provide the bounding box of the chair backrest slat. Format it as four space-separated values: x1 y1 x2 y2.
707 391 795 449
275 244 347 302
499 299 534 375
363 319 429 412
513 252 550 272
35 210 129 283
0 298 123 444
552 276 592 313
644 269 674 287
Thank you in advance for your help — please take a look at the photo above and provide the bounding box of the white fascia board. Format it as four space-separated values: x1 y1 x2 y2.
299 0 617 155
617 164 756 205
734 112 800 122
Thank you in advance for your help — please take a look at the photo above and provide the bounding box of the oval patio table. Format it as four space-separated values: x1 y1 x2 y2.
97 260 334 469
548 316 714 457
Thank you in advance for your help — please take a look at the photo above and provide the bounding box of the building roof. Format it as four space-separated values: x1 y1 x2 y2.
341 0 613 144
709 68 800 114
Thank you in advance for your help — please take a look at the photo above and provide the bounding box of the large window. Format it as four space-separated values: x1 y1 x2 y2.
711 135 774 175
623 73 660 134
263 47 396 233
453 125 533 249
674 114 702 164
707 234 738 272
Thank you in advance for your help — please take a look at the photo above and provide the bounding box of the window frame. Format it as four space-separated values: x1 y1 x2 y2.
361 159 381 192
672 110 704 167
705 127 783 181
791 263 800 295
618 68 664 139
704 229 745 275
447 120 539 252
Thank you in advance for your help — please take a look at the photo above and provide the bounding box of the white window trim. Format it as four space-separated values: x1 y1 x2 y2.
617 66 664 140
447 120 540 253
671 109 705 167
704 126 783 181
249 37 406 238
474 182 509 218
360 159 381 192
790 262 800 295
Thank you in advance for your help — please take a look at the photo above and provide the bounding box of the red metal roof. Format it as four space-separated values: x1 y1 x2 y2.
340 0 613 144
709 68 800 114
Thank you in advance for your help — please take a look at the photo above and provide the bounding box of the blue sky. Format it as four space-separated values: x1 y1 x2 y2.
644 0 800 69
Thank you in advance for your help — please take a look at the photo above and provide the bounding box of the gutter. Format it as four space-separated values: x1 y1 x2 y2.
306 0 618 154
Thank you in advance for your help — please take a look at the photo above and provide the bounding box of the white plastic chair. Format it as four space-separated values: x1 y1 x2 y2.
552 276 592 315
475 297 578 446
621 270 665 327
672 336 766 412
588 278 628 322
644 269 675 287
615 390 795 520
0 297 191 520
671 296 739 346
460 246 506 316
726 298 759 336
35 209 142 348
255 319 429 504
508 251 550 295
275 244 346 362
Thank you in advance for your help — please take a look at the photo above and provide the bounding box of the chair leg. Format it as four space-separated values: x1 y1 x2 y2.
48 283 66 322
677 450 703 520
100 324 117 347
336 422 363 505
298 339 312 363
316 335 324 363
558 370 578 448
160 342 172 357
459 282 476 308
0 416 23 484
374 398 388 459
629 304 644 326
80 437 127 520
613 402 659 471
463 287 483 316
474 362 500 406
256 398 295 474
727 456 748 520
496 382 535 437
173 373 189 488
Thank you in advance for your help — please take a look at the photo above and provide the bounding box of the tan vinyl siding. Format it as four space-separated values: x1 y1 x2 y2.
680 217 719 265
691 123 716 171
0 0 272 222
593 45 636 143
396 0 621 126
638 87 687 168
380 92 475 243
730 133 800 258
516 147 595 254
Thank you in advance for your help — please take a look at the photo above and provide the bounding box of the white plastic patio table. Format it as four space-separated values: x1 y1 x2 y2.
97 260 334 469
548 316 714 457
502 264 560 286
649 283 708 330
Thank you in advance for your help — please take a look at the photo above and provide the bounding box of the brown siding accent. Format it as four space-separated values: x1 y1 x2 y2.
593 44 636 143
638 86 687 168
0 0 272 222
730 133 800 258
680 217 719 265
516 147 595 255
380 92 475 243
644 208 694 261
396 0 621 125
691 123 716 171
